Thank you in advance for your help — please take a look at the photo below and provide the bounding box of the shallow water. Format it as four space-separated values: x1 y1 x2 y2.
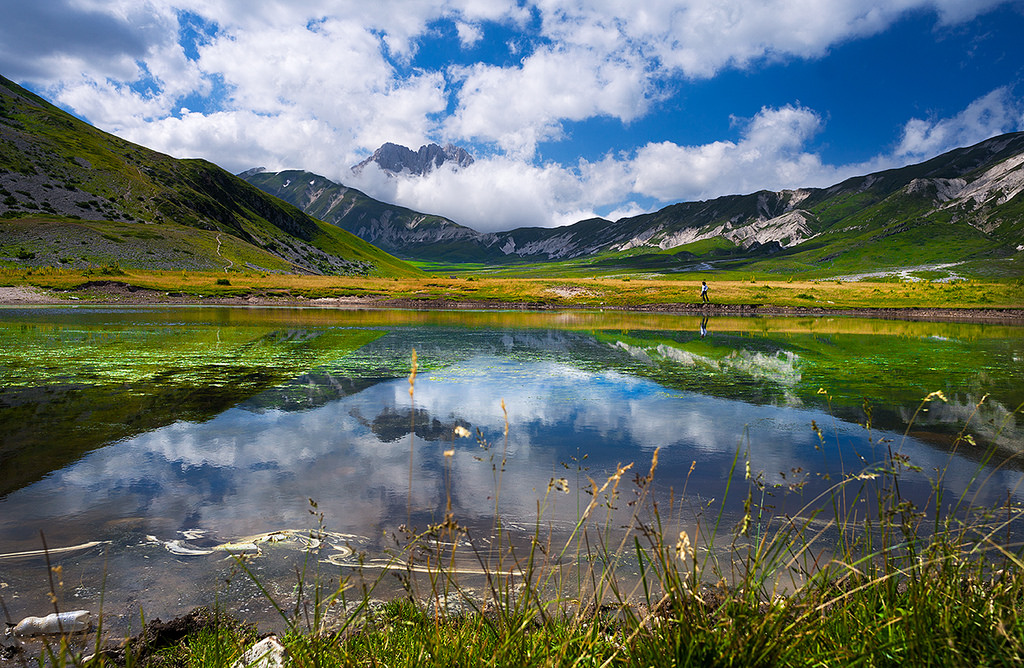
1 306 1022 637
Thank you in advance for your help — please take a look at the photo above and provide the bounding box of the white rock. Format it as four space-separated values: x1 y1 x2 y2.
6 610 91 637
231 635 288 668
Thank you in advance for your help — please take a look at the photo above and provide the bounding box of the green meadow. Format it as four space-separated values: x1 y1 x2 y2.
2 266 1022 311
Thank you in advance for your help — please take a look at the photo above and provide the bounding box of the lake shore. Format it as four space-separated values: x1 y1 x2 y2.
2 283 1022 323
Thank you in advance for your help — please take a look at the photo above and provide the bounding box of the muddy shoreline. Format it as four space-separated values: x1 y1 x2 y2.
1 284 1022 323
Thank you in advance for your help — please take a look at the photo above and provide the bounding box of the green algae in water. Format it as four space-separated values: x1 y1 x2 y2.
591 326 1023 451
0 318 384 496
0 307 1022 638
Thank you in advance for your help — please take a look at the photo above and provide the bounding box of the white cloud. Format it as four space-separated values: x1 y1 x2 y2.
446 45 651 157
376 104 831 229
629 105 836 201
189 17 448 160
350 157 596 231
455 21 484 47
928 0 1010 23
895 87 1024 161
91 14 451 173
120 110 349 172
3 0 1023 233
357 89 1024 232
531 0 1010 78
43 46 206 129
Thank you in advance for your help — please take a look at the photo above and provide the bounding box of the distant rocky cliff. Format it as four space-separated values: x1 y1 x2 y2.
352 142 474 177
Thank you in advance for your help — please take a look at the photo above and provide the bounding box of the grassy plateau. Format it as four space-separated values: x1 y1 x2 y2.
2 266 1022 312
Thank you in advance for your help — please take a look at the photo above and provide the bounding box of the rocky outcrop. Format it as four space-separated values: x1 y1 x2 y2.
352 142 474 176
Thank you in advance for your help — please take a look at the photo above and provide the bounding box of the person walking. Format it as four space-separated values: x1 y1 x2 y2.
700 281 709 304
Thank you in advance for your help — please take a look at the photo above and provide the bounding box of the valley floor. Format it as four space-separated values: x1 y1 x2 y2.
2 284 1021 323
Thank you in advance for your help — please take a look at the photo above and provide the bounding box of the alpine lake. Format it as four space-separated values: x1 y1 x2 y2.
1 305 1022 640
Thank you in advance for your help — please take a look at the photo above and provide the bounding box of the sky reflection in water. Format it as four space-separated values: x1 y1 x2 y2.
0 307 1021 633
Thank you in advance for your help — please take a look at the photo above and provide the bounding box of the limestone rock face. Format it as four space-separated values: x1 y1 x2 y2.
353 142 474 176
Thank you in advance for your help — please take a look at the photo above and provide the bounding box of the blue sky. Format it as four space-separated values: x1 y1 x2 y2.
1 0 1022 232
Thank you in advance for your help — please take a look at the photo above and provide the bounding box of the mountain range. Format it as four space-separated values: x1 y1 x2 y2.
2 70 1021 279
243 134 1024 275
0 75 418 276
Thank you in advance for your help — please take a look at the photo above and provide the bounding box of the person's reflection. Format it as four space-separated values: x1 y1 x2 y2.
700 315 709 338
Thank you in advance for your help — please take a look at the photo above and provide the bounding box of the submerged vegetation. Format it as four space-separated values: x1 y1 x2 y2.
5 357 1024 666
0 320 384 497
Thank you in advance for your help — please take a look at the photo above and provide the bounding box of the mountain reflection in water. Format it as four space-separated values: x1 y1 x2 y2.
0 306 1021 635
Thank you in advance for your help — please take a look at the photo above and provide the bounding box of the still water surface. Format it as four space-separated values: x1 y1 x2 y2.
1 307 1022 634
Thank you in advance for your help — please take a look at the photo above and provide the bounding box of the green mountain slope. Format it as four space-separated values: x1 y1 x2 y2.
247 134 1024 277
242 168 491 262
0 75 419 276
540 133 1024 275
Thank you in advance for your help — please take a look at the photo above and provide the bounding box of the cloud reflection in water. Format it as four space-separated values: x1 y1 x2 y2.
1 318 1022 635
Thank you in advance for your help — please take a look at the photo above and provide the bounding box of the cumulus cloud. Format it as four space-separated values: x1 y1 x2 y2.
3 0 1023 232
121 110 351 172
446 45 651 157
354 104 842 230
350 156 597 231
455 21 485 47
628 105 835 201
352 88 1024 232
533 0 1010 77
895 87 1024 161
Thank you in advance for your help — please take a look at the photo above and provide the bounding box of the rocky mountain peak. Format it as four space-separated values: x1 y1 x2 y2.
353 142 474 177
236 166 266 179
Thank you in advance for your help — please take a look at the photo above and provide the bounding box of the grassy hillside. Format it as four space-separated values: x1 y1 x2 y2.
0 75 420 277
242 169 490 262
